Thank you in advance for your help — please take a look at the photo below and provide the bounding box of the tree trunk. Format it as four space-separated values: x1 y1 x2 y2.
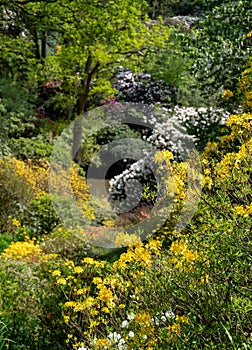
41 30 47 59
34 30 41 60
72 61 100 163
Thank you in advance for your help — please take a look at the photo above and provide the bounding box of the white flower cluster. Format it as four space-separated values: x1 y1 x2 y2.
152 310 175 326
165 106 230 150
109 114 195 211
77 310 175 350
108 105 230 209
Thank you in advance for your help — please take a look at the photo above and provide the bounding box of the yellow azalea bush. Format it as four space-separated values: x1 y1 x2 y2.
0 237 42 261
49 233 210 349
0 156 94 237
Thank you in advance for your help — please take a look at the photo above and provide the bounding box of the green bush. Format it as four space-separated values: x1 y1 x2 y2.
21 194 59 239
0 254 66 349
0 233 12 254
10 135 54 161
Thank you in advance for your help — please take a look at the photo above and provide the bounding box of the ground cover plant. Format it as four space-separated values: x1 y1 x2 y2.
0 1 252 349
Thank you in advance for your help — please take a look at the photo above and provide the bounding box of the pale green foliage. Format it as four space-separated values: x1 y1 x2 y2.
42 0 170 113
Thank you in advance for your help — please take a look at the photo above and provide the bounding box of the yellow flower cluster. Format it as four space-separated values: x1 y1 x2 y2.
95 338 110 348
12 218 21 228
83 257 106 268
216 138 252 179
97 284 116 307
135 310 154 335
1 238 42 261
154 150 173 164
234 203 252 217
239 58 252 111
113 241 154 270
49 162 95 222
170 239 198 269
222 89 234 99
65 296 97 312
135 311 151 325
8 157 48 194
114 232 141 247
154 151 188 203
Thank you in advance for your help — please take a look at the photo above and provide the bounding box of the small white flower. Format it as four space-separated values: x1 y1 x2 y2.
108 331 122 342
127 313 135 320
128 331 134 338
161 315 167 322
121 320 129 328
165 310 175 319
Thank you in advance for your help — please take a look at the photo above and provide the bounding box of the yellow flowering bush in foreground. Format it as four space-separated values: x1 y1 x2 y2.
49 232 210 349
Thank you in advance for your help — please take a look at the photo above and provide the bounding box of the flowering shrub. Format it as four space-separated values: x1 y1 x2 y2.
1 236 42 262
108 105 229 209
114 71 178 107
0 157 47 232
0 157 94 237
238 56 252 111
0 248 67 349
50 236 200 349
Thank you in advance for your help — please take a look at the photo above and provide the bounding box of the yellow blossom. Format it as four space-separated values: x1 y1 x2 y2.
83 257 95 264
101 307 110 313
84 296 96 308
222 89 234 99
57 278 67 285
1 239 42 261
93 277 103 285
135 311 151 326
65 301 76 308
63 315 70 324
73 266 83 274
95 338 110 348
167 323 181 335
175 315 189 324
77 288 88 295
12 218 21 228
52 270 61 277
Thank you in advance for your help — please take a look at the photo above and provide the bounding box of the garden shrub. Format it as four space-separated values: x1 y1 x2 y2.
0 156 94 238
0 157 48 233
10 134 55 161
0 248 66 349
114 71 177 107
0 79 37 157
40 226 93 263
21 194 60 239
108 105 229 209
0 233 12 254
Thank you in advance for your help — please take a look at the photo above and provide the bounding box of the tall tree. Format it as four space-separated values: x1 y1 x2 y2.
43 0 170 115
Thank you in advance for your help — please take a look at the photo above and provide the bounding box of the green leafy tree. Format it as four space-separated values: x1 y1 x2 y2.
43 0 170 115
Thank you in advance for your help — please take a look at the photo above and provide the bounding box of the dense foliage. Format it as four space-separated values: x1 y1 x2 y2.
0 0 252 349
